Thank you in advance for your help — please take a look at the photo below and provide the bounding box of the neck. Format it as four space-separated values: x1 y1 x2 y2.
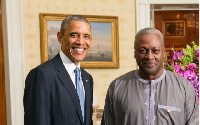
137 69 163 80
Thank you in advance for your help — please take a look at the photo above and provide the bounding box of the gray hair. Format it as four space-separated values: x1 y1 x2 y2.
134 27 164 48
60 15 91 35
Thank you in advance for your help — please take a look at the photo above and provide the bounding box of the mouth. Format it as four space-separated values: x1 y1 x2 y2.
72 47 85 52
143 62 156 67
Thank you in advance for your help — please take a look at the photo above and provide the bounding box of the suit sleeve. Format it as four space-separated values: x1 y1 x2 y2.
23 68 51 125
90 77 94 125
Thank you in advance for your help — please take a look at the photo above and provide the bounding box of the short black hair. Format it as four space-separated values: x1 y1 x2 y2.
60 15 91 35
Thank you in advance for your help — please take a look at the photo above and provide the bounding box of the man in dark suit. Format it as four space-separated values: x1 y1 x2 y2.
24 15 93 125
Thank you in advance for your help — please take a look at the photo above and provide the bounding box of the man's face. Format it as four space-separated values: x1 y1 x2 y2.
134 33 165 77
57 20 92 65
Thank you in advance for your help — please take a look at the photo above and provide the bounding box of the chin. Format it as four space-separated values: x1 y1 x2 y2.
141 68 157 75
75 57 85 61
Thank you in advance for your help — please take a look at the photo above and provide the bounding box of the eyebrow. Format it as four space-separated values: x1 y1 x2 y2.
69 32 91 36
69 32 78 35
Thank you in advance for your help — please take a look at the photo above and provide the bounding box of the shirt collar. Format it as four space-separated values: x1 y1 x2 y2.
135 69 166 83
59 50 80 74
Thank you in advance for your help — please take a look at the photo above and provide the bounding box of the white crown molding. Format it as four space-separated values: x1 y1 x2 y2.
2 0 25 125
149 0 198 4
137 0 199 4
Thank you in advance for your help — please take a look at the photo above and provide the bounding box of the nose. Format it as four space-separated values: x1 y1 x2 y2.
76 35 85 44
145 51 155 60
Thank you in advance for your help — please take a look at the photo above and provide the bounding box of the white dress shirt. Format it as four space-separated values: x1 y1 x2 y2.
59 50 85 96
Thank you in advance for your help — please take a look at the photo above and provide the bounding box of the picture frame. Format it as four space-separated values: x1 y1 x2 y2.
162 19 186 39
40 13 119 68
96 108 104 120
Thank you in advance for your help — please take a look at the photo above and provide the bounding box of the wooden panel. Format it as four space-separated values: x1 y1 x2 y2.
195 11 199 44
154 10 199 50
0 0 7 124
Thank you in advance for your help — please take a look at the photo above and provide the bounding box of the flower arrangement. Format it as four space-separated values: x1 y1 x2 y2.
165 41 199 101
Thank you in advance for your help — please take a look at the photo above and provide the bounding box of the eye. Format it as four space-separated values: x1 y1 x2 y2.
139 49 147 54
152 50 160 54
83 34 91 40
69 33 79 38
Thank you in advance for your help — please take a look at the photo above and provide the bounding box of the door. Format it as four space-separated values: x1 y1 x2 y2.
0 0 7 124
154 10 199 51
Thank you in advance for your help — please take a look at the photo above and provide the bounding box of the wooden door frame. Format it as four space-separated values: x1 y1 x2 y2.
0 0 7 124
136 0 199 32
2 0 25 124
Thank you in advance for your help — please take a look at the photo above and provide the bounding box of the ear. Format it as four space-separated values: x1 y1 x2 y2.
163 49 166 58
57 32 63 44
134 48 136 58
90 37 93 43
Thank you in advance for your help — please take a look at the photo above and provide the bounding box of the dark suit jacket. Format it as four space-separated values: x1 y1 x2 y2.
24 54 93 125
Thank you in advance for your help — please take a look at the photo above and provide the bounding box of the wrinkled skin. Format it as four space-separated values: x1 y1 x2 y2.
134 33 165 80
57 20 92 65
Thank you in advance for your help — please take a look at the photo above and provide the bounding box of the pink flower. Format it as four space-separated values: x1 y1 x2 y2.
189 76 199 96
167 60 172 65
169 43 172 48
183 70 196 80
173 65 184 76
169 51 174 59
172 51 184 62
187 63 198 71
165 41 199 102
178 50 184 59
196 51 199 61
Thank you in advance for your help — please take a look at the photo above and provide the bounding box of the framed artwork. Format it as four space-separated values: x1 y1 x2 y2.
40 13 119 68
96 109 104 120
162 19 186 39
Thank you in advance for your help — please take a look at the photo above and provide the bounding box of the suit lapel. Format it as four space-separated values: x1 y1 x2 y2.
81 68 92 125
52 54 84 124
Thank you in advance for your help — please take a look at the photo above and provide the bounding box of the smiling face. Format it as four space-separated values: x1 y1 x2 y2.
57 20 92 65
134 33 165 80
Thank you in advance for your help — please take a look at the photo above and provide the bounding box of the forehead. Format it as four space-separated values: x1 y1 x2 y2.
67 20 91 29
136 33 163 48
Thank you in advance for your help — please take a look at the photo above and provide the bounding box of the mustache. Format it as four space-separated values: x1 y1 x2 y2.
143 61 155 63
142 60 161 65
143 59 161 62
